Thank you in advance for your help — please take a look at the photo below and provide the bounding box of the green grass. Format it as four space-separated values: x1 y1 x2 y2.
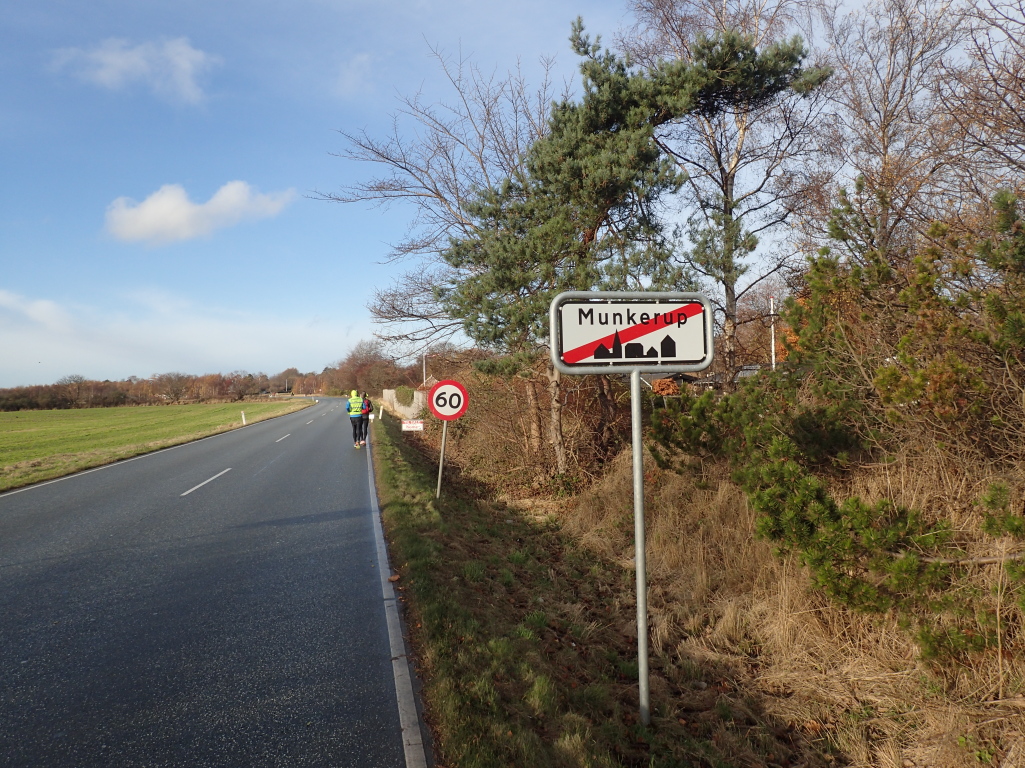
369 413 725 768
370 414 831 767
0 400 313 491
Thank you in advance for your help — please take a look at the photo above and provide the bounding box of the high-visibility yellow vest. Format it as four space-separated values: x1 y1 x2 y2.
348 395 362 416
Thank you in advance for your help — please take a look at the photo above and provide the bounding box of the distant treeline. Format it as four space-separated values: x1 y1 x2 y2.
0 340 425 411
0 372 276 411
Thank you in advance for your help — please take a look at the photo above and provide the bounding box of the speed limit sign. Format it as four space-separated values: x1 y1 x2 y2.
428 380 469 421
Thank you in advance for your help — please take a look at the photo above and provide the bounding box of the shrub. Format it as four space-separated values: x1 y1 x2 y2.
395 385 415 407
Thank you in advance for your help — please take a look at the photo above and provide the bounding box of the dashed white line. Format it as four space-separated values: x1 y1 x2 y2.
180 468 232 497
306 420 314 425
276 434 291 443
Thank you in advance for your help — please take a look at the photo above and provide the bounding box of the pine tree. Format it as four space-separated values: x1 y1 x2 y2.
440 21 830 471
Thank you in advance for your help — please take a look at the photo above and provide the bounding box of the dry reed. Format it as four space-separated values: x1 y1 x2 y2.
563 446 1025 766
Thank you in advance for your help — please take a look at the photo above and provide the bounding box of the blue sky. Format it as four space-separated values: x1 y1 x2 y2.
1 0 626 388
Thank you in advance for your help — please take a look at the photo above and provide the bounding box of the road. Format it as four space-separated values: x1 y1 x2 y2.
0 399 428 767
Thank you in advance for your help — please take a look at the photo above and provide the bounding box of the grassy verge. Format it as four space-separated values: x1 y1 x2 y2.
371 411 803 768
0 399 313 491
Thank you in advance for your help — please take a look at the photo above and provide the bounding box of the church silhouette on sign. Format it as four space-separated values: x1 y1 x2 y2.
593 331 677 360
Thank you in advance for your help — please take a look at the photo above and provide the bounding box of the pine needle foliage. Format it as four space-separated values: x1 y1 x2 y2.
437 21 830 356
651 192 1025 661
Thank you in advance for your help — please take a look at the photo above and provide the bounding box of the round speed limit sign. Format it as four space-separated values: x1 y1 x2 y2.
428 380 469 421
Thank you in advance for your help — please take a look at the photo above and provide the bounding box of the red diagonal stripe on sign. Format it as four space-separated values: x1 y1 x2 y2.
562 303 703 364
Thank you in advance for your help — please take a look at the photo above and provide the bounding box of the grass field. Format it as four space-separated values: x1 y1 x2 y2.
0 399 314 492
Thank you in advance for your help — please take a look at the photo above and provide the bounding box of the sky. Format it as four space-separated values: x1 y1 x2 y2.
0 0 628 388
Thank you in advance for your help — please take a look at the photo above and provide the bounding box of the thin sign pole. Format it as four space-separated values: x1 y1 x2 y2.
436 420 448 499
631 370 650 726
770 296 776 371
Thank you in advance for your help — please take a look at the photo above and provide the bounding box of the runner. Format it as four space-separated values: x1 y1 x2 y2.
359 392 373 446
346 389 363 448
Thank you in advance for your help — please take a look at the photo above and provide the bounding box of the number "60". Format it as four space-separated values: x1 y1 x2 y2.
435 391 461 409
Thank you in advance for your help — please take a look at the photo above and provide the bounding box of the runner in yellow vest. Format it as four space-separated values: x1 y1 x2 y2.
345 390 363 448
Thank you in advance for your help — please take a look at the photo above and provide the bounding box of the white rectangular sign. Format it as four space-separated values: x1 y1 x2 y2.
550 291 713 375
401 420 425 431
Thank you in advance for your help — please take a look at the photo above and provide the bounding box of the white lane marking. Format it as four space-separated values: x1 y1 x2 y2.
366 438 429 768
253 453 285 477
275 434 291 443
180 468 232 497
306 420 314 425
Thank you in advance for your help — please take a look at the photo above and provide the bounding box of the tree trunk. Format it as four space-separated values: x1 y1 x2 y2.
722 187 739 392
723 281 738 392
525 378 543 454
594 374 617 458
545 363 568 475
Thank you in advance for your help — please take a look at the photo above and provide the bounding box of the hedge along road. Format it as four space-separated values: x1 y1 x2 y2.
0 398 429 768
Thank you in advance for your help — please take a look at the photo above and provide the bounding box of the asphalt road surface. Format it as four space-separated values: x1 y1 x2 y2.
0 399 427 767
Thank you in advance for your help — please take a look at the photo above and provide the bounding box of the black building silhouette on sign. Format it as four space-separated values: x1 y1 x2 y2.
590 331 681 362
593 330 623 359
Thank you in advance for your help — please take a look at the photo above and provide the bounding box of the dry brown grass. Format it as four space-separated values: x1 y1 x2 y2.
562 447 1025 767
387 360 1025 763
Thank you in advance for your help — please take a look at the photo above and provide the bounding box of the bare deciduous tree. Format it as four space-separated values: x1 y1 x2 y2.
318 46 566 354
620 0 831 378
814 0 968 259
940 0 1025 187
55 374 86 408
225 371 256 402
325 339 410 394
153 372 193 404
366 267 464 349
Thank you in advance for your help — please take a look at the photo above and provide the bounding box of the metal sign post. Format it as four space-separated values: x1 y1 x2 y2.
550 291 713 727
428 380 470 499
629 368 650 724
436 422 449 498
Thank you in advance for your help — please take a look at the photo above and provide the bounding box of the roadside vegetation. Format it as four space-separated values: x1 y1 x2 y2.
383 358 1025 765
0 400 311 492
372 412 831 767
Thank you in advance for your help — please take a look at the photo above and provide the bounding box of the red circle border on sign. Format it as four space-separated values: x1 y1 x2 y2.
428 379 469 421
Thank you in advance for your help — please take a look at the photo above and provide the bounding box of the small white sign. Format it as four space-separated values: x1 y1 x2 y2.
401 420 425 431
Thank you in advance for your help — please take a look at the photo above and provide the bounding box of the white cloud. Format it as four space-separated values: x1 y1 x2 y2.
0 289 72 332
105 181 296 245
52 37 220 104
0 288 367 388
335 53 373 97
